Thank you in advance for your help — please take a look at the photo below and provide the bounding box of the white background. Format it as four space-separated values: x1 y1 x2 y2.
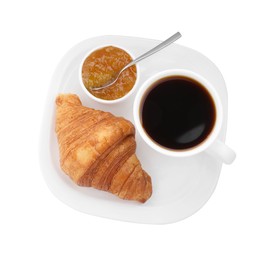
0 0 268 259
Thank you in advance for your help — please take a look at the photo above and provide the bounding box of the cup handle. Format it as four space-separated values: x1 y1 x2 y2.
206 139 236 164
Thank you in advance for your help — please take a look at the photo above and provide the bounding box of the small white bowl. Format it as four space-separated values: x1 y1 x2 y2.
79 44 140 104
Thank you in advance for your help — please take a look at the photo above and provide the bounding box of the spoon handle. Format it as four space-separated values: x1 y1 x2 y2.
125 32 182 69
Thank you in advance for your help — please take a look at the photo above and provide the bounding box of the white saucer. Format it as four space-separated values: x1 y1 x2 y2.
39 35 228 224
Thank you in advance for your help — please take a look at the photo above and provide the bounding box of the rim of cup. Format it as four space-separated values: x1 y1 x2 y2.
133 69 223 157
79 44 140 104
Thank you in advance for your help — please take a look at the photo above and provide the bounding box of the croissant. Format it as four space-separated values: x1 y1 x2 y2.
55 94 152 203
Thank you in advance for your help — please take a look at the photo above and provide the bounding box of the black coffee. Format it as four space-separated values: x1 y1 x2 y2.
141 76 216 150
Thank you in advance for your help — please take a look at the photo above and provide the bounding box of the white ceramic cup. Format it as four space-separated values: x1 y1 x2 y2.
133 69 236 164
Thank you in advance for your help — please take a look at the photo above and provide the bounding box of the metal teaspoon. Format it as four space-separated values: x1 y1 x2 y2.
92 32 182 91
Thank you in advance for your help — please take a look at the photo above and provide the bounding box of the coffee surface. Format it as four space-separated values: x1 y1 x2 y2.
142 76 216 150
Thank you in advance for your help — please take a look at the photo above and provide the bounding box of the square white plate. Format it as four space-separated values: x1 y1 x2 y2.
39 35 228 224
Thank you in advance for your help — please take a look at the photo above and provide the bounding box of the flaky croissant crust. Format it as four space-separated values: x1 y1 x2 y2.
55 94 152 203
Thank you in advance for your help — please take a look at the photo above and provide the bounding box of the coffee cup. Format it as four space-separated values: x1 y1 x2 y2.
133 69 236 164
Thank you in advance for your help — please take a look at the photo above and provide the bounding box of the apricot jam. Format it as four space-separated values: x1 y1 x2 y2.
81 46 137 100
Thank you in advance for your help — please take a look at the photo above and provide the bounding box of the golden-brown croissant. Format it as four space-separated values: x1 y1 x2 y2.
55 94 152 203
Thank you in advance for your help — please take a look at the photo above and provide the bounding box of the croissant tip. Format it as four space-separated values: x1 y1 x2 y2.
138 198 147 203
56 93 82 106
